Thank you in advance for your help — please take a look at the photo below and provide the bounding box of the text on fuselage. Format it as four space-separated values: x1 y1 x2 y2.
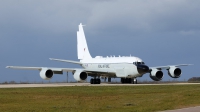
98 64 110 68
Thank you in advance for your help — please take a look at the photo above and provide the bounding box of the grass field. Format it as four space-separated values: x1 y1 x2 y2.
0 85 200 112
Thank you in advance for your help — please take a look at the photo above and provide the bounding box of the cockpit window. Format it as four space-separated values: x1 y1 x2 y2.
133 62 145 65
137 62 141 65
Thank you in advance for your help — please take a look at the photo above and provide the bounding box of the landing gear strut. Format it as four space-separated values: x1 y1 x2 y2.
90 78 101 84
108 78 111 82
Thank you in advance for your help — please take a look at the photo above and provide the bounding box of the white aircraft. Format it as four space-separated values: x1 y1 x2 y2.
6 23 192 84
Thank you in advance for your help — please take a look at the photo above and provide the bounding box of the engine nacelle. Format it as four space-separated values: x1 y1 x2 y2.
168 67 181 78
150 69 163 81
73 70 88 81
40 68 53 80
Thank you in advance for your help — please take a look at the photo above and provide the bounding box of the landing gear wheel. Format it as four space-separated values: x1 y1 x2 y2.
128 78 131 83
108 78 111 82
121 78 125 83
97 79 101 84
90 78 101 84
133 78 137 84
90 79 94 84
121 78 132 84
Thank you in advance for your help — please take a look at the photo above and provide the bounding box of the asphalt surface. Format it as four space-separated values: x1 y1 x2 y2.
0 82 199 88
160 106 200 112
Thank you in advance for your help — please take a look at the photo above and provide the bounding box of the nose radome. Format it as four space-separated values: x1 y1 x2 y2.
137 65 149 74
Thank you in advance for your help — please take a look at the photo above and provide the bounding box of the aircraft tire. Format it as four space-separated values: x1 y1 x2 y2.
91 79 101 84
128 78 131 83
95 79 99 84
125 78 128 83
121 78 124 83
133 78 137 84
108 78 111 82
90 79 94 84
121 78 133 84
98 79 101 84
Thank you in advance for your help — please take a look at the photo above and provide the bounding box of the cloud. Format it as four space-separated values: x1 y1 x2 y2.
85 0 200 36
1 0 200 37
0 0 199 82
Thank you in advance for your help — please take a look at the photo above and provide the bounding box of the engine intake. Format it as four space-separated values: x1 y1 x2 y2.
40 69 53 80
150 69 163 81
73 70 87 81
168 67 181 78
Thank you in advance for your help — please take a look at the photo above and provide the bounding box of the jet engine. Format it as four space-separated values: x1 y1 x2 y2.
168 67 181 78
73 70 88 81
40 68 53 80
150 69 163 81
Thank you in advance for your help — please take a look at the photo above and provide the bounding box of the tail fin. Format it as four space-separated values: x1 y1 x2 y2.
77 23 92 60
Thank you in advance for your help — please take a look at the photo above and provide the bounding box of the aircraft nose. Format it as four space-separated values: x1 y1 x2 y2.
137 64 150 74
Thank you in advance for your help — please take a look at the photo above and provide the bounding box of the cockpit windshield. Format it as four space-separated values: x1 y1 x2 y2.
133 62 145 65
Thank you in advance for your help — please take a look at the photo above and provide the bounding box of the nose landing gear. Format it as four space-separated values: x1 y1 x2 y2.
133 78 137 84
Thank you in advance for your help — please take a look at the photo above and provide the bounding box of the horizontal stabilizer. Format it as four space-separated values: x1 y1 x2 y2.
49 58 82 65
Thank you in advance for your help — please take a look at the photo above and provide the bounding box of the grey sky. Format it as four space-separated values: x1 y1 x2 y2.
1 0 199 83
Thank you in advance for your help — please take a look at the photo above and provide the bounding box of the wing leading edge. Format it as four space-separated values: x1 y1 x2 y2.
150 64 193 70
6 66 116 76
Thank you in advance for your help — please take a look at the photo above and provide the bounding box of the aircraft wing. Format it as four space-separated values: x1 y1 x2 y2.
149 64 193 70
6 66 116 75
6 66 77 72
6 66 43 70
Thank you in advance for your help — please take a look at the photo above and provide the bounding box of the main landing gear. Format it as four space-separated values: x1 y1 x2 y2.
121 78 137 84
108 78 111 82
133 78 137 84
90 78 101 84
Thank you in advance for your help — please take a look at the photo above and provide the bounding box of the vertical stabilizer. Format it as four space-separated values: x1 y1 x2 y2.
77 23 92 60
